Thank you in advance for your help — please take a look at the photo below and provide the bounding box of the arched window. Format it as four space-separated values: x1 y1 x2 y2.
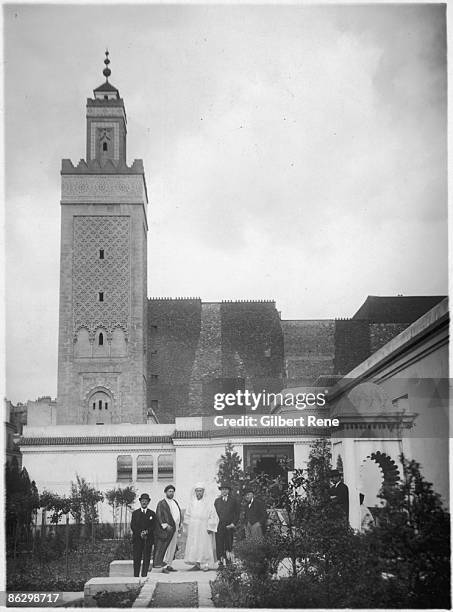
103 142 108 151
99 249 104 259
158 455 174 481
117 455 132 482
137 455 153 481
99 333 104 346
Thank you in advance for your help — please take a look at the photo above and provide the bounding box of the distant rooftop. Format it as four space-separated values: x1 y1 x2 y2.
352 295 446 324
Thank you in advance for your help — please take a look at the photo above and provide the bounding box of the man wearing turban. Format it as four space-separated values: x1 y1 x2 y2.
183 482 218 571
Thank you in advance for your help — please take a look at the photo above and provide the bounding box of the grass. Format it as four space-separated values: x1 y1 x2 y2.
7 540 131 592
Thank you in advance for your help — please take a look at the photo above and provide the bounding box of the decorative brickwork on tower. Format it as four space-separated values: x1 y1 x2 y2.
72 216 130 339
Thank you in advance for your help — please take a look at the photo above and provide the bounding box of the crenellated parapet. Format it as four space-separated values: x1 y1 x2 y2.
61 158 144 174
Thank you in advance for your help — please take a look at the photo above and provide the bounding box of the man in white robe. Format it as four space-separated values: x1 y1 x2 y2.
184 482 218 571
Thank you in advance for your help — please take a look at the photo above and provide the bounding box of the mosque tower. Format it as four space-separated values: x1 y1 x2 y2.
57 52 148 424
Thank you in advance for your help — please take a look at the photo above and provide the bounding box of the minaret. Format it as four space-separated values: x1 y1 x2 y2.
57 52 148 424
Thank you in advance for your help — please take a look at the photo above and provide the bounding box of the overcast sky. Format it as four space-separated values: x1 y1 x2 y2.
4 3 448 403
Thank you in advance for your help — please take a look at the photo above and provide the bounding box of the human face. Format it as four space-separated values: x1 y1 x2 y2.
140 498 150 509
331 475 340 485
220 487 229 496
195 488 204 500
166 489 175 499
244 492 253 503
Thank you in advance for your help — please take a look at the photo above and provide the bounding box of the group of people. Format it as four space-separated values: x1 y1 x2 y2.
131 471 373 577
130 482 267 577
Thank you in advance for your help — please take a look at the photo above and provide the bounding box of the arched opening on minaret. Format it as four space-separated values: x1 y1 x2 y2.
93 328 108 358
87 388 113 424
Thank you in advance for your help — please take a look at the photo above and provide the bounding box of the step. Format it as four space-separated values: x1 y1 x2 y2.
109 559 135 577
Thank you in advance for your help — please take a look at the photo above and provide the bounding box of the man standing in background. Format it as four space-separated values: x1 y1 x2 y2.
184 482 218 571
329 469 349 524
153 484 181 573
214 482 240 565
130 493 156 578
244 489 267 539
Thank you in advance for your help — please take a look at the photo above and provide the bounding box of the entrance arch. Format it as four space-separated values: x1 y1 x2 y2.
359 451 400 508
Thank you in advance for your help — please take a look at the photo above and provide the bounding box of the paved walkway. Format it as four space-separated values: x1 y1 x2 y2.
148 582 198 607
132 560 215 608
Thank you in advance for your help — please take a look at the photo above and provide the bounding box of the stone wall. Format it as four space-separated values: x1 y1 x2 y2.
147 300 285 420
147 301 422 421
221 301 285 411
147 299 202 422
369 323 407 353
282 320 335 386
334 319 370 376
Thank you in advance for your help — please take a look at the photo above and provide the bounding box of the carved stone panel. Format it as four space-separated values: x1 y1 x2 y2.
61 175 146 203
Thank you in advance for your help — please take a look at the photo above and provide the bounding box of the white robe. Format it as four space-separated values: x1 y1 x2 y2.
184 496 218 566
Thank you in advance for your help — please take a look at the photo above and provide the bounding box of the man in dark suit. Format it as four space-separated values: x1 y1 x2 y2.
214 482 240 565
329 469 349 524
130 493 156 578
153 484 182 573
243 489 267 539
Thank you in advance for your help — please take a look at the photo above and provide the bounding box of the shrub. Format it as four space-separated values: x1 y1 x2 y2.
212 441 451 608
113 534 133 560
96 523 115 539
93 587 141 608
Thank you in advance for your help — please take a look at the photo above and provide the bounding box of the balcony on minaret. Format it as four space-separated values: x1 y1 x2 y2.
93 80 120 101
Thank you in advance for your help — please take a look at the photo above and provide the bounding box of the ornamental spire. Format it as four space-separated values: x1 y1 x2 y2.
102 49 111 82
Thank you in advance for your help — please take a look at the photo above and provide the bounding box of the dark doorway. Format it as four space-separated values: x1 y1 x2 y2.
244 444 294 483
255 456 286 478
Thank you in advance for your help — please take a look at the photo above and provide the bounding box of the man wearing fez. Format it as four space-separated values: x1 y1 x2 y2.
153 484 182 573
329 469 349 523
244 489 267 539
214 482 240 565
130 493 156 578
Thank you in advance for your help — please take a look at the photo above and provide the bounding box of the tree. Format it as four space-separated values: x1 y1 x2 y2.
121 486 136 538
107 486 136 538
70 475 103 541
6 459 40 554
369 455 450 608
40 491 71 525
219 439 391 608
216 443 243 495
105 487 119 534
217 442 284 503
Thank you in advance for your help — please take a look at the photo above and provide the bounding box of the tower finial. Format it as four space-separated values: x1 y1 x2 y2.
102 49 111 82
